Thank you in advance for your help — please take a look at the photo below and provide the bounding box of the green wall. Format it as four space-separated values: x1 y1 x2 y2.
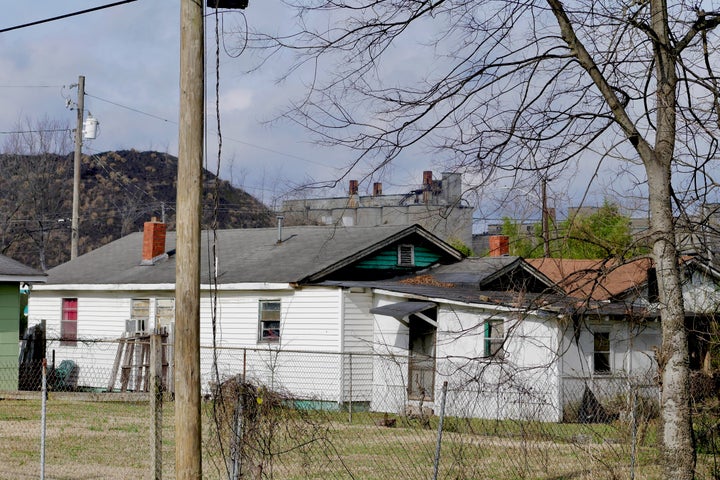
0 282 20 390
356 245 442 270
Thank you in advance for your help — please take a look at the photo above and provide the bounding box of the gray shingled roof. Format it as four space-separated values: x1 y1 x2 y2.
0 254 46 282
43 224 460 285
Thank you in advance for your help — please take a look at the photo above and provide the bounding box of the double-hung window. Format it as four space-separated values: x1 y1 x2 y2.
258 300 281 342
60 298 78 347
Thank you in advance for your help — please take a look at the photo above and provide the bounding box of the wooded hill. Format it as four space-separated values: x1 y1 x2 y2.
0 150 274 271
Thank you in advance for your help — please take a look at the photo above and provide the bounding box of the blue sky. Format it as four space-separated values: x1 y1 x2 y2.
0 1 650 229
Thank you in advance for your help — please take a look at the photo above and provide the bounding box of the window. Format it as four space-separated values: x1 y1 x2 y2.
397 245 415 266
259 300 281 342
593 331 611 374
647 267 659 303
484 319 504 358
156 298 175 329
128 298 150 334
60 298 78 347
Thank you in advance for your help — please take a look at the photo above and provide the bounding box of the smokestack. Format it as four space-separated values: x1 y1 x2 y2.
422 171 433 203
488 235 510 257
142 217 167 264
373 182 383 196
349 180 359 195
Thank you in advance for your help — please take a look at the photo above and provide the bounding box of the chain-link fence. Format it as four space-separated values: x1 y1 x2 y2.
1 337 719 479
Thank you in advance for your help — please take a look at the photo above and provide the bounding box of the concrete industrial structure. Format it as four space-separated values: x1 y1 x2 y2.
280 171 473 248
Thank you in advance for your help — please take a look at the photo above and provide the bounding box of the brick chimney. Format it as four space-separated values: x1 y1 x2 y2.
349 180 359 195
373 182 383 196
488 235 510 256
142 217 167 264
422 171 432 203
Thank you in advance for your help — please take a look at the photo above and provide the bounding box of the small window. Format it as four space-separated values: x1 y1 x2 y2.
156 298 175 329
593 331 611 374
398 245 415 266
484 319 504 358
60 298 78 347
259 300 281 342
129 298 150 334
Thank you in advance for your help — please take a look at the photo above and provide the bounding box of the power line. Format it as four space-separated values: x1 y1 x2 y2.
0 0 139 34
86 93 175 123
0 129 70 135
87 92 336 169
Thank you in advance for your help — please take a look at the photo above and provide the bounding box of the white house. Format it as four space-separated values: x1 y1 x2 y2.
30 221 716 421
27 221 463 406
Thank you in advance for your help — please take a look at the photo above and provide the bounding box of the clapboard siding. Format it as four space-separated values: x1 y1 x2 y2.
341 290 374 402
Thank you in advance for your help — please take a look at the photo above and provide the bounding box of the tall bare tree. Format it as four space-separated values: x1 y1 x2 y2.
0 117 73 270
254 1 720 477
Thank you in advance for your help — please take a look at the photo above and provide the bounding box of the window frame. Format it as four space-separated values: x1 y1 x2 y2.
483 319 505 358
258 299 281 343
593 330 611 374
60 298 78 347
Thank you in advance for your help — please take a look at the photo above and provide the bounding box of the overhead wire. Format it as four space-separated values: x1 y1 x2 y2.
0 0 139 34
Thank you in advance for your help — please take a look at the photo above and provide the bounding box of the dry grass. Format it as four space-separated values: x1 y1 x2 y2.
0 398 717 479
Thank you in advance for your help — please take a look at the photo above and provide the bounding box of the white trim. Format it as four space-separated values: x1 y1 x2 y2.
0 275 46 283
32 282 295 292
371 288 543 315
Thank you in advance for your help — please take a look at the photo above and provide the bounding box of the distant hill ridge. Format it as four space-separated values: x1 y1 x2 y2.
0 149 273 270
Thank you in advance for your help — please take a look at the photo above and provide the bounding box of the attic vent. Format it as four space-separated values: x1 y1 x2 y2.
398 244 415 267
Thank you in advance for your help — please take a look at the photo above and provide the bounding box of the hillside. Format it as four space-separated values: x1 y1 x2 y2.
0 150 274 270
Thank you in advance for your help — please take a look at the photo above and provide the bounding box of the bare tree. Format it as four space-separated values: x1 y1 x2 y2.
251 1 720 477
0 117 73 270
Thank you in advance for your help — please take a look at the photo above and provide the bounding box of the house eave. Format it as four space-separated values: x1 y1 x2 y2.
371 287 544 315
0 275 47 283
32 282 296 292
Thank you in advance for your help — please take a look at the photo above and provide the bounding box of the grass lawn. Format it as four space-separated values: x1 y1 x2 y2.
0 398 716 479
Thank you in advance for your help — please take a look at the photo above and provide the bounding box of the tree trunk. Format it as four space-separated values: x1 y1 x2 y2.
648 1 695 477
646 158 695 479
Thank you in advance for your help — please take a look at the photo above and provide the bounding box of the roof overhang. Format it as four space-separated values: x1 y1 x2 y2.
0 274 47 283
370 301 438 327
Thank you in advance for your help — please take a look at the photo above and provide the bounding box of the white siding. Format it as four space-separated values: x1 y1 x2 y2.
341 290 374 404
29 286 345 401
437 306 561 422
370 294 410 414
560 319 661 415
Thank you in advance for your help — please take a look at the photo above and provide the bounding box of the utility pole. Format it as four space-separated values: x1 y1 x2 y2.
176 0 203 477
71 75 85 260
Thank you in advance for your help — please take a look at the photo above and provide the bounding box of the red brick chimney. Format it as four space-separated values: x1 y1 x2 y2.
373 182 383 196
142 218 167 263
422 171 433 203
488 235 510 256
349 180 359 195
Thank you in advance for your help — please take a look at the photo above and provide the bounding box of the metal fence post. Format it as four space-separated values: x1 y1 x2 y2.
348 353 353 424
432 381 449 480
40 358 47 480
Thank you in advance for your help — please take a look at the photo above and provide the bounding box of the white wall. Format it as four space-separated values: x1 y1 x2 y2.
29 286 347 399
369 296 563 421
437 305 561 422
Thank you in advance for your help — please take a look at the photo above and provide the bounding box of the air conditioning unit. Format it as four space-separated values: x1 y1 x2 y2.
125 319 147 334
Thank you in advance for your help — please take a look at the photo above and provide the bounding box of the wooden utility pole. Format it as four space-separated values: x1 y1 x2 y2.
71 75 85 260
176 0 203 477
